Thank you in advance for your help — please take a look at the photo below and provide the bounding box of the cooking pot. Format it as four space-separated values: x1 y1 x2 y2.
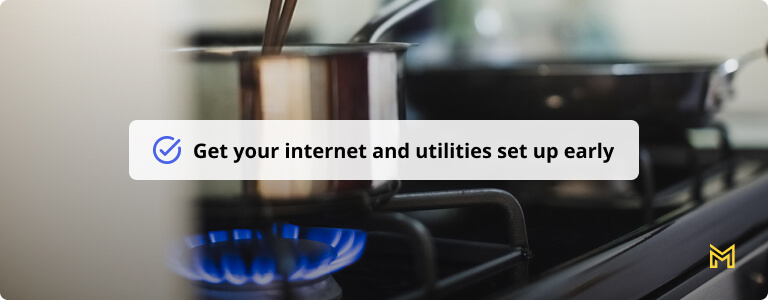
181 0 439 201
407 50 766 142
238 44 408 199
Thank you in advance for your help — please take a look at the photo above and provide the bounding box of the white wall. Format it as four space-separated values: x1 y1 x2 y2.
179 0 379 43
0 0 193 299
606 0 768 114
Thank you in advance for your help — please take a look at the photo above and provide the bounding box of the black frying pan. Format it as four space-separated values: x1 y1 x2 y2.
406 49 766 141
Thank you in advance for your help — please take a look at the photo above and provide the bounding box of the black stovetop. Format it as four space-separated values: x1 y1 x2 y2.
327 147 768 299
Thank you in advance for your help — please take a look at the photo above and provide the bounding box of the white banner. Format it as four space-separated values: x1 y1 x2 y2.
129 120 639 180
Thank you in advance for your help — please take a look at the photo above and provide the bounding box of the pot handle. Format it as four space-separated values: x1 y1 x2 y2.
706 42 768 109
349 0 437 43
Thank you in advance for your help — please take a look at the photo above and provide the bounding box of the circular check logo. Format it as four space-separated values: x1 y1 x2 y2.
153 136 181 164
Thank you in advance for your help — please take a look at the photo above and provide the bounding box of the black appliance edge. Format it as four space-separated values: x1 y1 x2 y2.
499 172 768 299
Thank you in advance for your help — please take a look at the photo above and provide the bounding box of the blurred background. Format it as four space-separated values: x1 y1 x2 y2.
0 0 767 299
178 0 768 113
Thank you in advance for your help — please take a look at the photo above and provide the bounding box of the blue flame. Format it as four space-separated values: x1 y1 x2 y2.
167 224 366 285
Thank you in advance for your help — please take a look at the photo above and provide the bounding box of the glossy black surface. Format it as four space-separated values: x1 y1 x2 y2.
501 158 768 299
191 141 768 299
407 67 713 141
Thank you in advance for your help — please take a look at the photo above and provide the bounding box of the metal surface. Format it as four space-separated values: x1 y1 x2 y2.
668 229 768 299
195 187 531 299
350 0 438 43
407 62 718 138
420 59 720 76
501 171 768 299
407 46 766 140
377 188 530 299
291 212 439 297
198 275 342 300
300 189 529 300
184 44 408 200
706 48 767 110
638 147 655 223
181 44 411 57
381 189 530 254
196 180 400 226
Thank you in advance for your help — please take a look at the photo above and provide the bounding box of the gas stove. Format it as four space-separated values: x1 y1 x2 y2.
168 120 768 299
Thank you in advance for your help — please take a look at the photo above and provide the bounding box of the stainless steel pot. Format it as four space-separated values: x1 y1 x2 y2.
234 44 408 199
182 0 438 200
185 44 409 199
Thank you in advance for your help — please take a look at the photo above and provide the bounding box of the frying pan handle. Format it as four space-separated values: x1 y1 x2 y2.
706 43 768 108
349 0 437 43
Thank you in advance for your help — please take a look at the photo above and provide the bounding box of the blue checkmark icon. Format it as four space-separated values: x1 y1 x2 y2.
153 136 181 164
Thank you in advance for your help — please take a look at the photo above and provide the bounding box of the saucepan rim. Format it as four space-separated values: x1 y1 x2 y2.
411 57 725 76
178 43 412 59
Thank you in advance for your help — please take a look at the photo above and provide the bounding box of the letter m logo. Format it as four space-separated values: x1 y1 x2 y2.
710 244 735 268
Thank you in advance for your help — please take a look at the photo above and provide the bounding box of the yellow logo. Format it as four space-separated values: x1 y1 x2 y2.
709 244 735 268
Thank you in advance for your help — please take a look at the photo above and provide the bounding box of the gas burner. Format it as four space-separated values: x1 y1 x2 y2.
198 276 342 300
167 224 366 288
183 188 530 299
